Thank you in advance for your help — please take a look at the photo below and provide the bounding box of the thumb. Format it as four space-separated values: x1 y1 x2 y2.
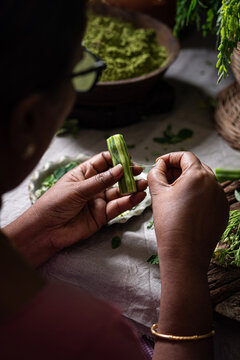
76 164 123 200
148 158 169 195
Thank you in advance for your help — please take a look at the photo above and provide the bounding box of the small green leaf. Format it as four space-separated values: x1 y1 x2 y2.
146 254 159 265
112 236 121 249
127 144 135 149
153 125 193 145
177 128 194 140
57 119 79 137
163 124 174 139
169 136 182 144
42 174 55 186
205 60 213 66
147 220 154 229
65 162 78 172
36 161 79 199
235 189 240 202
54 166 67 180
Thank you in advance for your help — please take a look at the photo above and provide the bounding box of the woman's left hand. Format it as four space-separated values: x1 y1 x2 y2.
4 152 147 266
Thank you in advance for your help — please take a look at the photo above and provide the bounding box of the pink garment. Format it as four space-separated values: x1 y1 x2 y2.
0 282 147 360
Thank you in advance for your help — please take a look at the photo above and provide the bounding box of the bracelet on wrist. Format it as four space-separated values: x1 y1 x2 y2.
151 324 215 341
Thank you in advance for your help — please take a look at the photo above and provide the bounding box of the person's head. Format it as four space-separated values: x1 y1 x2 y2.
0 0 87 194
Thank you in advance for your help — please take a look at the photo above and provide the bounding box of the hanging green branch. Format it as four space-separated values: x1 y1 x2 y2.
174 0 220 36
217 0 240 82
174 0 240 82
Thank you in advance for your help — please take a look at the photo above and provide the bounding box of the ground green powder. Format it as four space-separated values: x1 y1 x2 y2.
83 13 167 82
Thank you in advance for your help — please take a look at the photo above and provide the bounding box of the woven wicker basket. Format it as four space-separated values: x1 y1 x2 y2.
231 43 240 84
215 81 240 150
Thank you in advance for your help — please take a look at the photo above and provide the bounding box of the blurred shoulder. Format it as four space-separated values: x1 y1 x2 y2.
0 281 147 360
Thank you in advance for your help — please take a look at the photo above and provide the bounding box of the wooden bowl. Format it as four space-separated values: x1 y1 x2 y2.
75 3 179 107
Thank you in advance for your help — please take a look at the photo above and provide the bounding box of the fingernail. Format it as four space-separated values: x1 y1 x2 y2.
112 163 123 176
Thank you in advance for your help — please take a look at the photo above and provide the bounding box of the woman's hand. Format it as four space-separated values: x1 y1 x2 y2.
148 151 229 274
149 152 229 360
4 151 147 266
36 151 147 248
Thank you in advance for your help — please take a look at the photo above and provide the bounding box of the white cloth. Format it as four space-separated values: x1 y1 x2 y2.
1 48 238 330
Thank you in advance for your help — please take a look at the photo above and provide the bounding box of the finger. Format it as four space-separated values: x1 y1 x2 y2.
202 162 215 176
131 164 143 176
62 152 112 183
158 152 202 172
106 192 146 221
166 167 182 184
75 164 123 201
148 151 202 193
148 158 169 187
105 179 148 202
88 151 112 172
75 153 141 180
80 151 113 179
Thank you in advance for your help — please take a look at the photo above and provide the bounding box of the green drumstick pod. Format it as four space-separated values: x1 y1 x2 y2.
215 168 240 183
107 134 137 195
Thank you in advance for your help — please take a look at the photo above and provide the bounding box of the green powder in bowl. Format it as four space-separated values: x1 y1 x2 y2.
83 12 167 82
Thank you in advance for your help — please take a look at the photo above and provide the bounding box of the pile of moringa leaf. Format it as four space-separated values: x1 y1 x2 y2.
83 13 167 81
35 162 78 199
213 210 240 267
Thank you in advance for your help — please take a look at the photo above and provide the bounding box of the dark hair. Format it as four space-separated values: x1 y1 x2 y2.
0 0 87 117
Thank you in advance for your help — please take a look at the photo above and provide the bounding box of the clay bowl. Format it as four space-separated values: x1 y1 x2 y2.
75 3 179 107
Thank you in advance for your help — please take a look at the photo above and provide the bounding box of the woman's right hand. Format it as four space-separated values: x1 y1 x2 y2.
148 152 229 275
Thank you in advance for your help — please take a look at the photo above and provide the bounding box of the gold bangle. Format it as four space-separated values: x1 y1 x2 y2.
151 324 215 341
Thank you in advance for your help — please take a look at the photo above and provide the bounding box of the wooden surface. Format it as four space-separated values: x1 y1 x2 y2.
208 179 240 321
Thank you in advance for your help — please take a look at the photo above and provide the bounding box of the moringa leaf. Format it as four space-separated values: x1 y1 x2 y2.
147 220 154 230
54 166 68 180
163 124 174 139
112 236 121 249
146 254 159 265
178 128 193 139
57 119 79 137
153 125 193 145
42 174 55 186
36 162 78 199
65 162 79 172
